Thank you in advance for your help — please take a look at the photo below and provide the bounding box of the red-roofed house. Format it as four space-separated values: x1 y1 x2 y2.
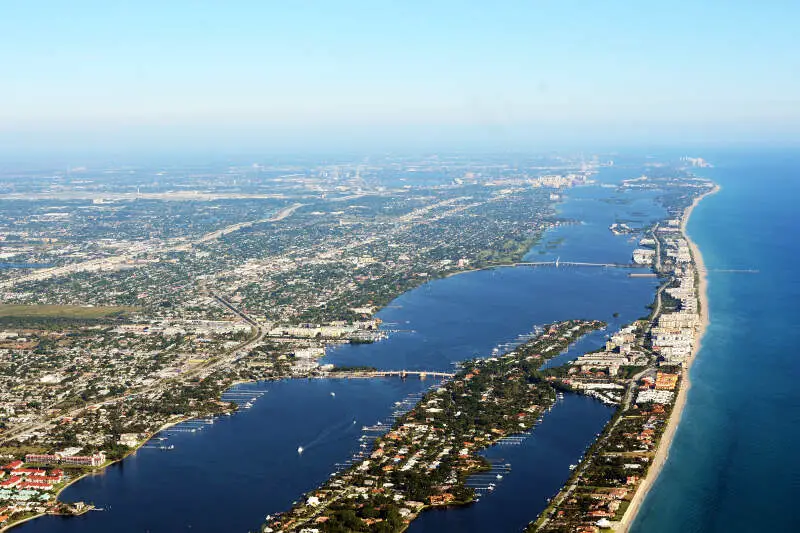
20 479 55 490
0 476 21 488
15 468 47 477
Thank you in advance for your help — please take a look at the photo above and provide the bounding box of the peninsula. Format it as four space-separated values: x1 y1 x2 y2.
262 320 606 532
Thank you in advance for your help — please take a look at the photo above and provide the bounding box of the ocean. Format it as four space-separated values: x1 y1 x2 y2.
631 150 800 532
16 151 794 533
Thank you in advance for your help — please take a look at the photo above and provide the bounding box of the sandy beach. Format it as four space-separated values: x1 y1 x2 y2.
616 185 720 532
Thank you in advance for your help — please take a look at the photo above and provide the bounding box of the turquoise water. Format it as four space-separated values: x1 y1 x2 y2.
632 151 800 532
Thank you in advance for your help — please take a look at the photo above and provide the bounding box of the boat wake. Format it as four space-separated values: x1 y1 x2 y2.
298 415 359 454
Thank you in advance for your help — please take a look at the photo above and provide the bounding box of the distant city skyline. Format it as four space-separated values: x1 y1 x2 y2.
2 0 798 155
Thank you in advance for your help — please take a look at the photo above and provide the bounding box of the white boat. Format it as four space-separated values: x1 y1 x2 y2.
297 446 304 454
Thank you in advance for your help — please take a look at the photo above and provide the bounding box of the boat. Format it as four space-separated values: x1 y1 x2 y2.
569 464 577 470
496 474 503 480
297 446 304 454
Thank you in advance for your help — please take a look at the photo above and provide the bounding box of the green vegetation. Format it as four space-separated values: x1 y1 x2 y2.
0 304 137 319
330 366 379 372
265 320 606 533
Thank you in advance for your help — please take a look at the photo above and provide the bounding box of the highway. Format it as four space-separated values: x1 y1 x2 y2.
0 203 304 290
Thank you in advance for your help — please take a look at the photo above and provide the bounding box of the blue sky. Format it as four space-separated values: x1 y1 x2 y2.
1 1 798 154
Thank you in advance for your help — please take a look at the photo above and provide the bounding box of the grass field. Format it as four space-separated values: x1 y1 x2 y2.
0 304 138 319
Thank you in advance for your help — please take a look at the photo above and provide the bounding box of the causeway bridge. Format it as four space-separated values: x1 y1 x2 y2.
509 258 643 269
317 370 455 380
507 258 758 273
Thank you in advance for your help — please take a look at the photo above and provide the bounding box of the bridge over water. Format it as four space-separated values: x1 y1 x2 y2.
508 258 758 273
317 370 456 380
509 257 644 269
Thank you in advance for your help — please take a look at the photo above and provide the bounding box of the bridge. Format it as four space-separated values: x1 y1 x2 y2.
509 257 643 269
508 257 758 273
317 370 455 380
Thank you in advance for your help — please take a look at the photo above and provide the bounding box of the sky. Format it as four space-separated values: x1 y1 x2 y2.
1 0 799 156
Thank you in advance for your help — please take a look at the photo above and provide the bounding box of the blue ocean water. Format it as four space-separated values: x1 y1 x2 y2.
632 151 800 532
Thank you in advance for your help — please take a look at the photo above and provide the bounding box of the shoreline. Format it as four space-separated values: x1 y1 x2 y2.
0 186 674 532
616 184 720 532
0 413 194 533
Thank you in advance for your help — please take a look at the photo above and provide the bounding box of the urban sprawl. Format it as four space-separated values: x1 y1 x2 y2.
0 155 714 532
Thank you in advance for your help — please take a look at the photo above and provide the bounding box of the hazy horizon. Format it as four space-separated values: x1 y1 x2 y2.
3 0 799 158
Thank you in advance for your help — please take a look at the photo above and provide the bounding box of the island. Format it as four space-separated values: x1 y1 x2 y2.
262 320 605 532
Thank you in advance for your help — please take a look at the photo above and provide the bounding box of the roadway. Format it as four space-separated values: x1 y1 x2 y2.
509 260 644 269
316 370 455 379
535 367 651 530
0 296 265 445
0 203 304 290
